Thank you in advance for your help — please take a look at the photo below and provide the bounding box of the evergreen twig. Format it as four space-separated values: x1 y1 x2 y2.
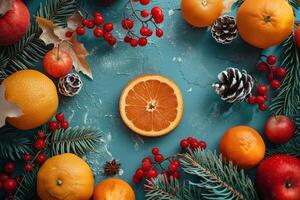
267 135 300 158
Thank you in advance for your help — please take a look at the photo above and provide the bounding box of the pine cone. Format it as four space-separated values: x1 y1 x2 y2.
103 159 121 176
212 68 254 103
211 16 238 44
58 73 83 97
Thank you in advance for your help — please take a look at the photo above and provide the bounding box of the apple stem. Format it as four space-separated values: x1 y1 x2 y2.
56 45 61 60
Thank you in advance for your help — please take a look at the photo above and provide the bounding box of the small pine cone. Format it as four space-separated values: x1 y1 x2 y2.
58 73 83 97
211 16 238 44
212 68 254 103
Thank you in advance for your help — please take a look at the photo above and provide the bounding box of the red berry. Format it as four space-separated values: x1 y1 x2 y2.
124 36 132 43
36 153 47 164
156 29 164 37
24 164 33 172
4 162 16 174
258 62 268 71
142 157 151 163
94 15 104 25
198 141 207 150
141 10 150 18
34 139 46 150
187 137 196 144
259 104 268 111
130 39 138 47
267 73 274 82
168 163 177 172
267 55 277 65
22 153 32 162
247 96 256 104
135 168 144 178
138 37 148 46
257 84 268 95
4 179 17 192
151 147 159 155
154 154 164 163
170 171 180 179
82 19 89 26
49 121 59 131
263 95 268 101
270 66 277 73
132 175 142 184
94 27 104 37
76 27 85 36
104 23 114 32
276 67 287 78
122 18 134 30
103 32 113 41
61 121 69 129
180 139 189 148
37 132 46 139
191 141 199 149
140 27 149 36
142 161 152 171
87 20 95 29
256 96 266 105
94 11 101 17
147 169 158 179
151 7 164 23
107 37 117 46
55 112 65 122
65 31 73 38
172 160 180 167
270 80 281 90
0 174 9 182
140 0 150 5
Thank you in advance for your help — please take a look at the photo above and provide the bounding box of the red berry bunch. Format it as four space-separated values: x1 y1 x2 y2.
257 55 287 90
0 162 18 195
122 0 164 47
49 112 69 131
247 84 269 111
133 147 180 185
67 11 117 46
180 137 207 150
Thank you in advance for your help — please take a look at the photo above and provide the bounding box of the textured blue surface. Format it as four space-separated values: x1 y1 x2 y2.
25 0 276 199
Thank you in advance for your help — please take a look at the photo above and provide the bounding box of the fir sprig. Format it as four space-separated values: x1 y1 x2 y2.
267 135 300 158
0 127 33 161
49 127 101 156
13 167 38 200
179 150 258 200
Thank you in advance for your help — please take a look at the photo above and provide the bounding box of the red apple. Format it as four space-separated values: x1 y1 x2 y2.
43 48 73 78
256 154 300 200
0 0 30 46
264 115 295 144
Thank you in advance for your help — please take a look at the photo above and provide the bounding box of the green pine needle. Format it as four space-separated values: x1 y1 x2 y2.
0 127 33 161
13 167 38 200
179 150 258 200
49 127 101 156
267 135 300 158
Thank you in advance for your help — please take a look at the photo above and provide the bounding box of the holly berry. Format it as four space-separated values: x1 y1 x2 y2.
37 132 46 139
256 96 266 105
259 104 268 111
267 73 274 82
55 112 65 122
34 139 46 150
168 163 177 172
94 15 104 26
4 162 16 174
147 169 158 179
247 96 256 104
257 84 268 95
172 160 180 167
135 168 144 179
22 153 32 162
258 62 268 71
49 121 59 131
151 147 159 155
4 179 17 192
156 29 164 37
198 141 207 150
94 11 101 17
94 28 104 38
180 139 189 148
141 10 150 18
191 141 199 149
107 37 117 46
124 36 132 43
187 137 196 144
122 18 134 30
130 39 138 47
267 55 277 65
171 171 180 179
87 20 95 29
154 154 164 163
142 160 152 171
140 0 150 5
138 37 148 46
132 175 141 184
65 31 73 38
82 19 89 26
36 153 47 164
61 121 69 129
270 80 281 90
104 23 114 32
151 7 164 23
142 157 151 163
76 27 85 36
276 67 287 78
24 164 33 172
103 32 113 41
140 27 150 36
0 174 9 182
270 66 277 73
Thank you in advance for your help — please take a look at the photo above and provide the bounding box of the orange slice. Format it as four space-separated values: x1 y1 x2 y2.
119 74 184 137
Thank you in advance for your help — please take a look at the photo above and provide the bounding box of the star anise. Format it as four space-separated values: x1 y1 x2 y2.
103 159 121 176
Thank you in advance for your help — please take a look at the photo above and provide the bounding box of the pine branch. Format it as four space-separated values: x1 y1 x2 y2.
267 135 300 158
179 150 258 200
13 167 38 200
234 0 244 7
0 0 78 81
49 127 101 156
0 126 33 161
289 0 300 10
270 34 300 118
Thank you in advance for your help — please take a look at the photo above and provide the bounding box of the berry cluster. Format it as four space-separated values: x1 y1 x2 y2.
247 55 287 111
49 112 69 131
0 162 19 196
133 137 207 185
66 11 117 46
122 0 164 47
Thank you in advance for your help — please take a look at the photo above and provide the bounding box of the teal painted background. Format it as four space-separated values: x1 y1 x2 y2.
23 0 282 199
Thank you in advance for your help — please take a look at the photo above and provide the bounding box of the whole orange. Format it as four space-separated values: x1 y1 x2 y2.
220 126 266 169
3 70 58 130
93 178 135 200
237 0 294 49
181 0 223 27
37 153 94 200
